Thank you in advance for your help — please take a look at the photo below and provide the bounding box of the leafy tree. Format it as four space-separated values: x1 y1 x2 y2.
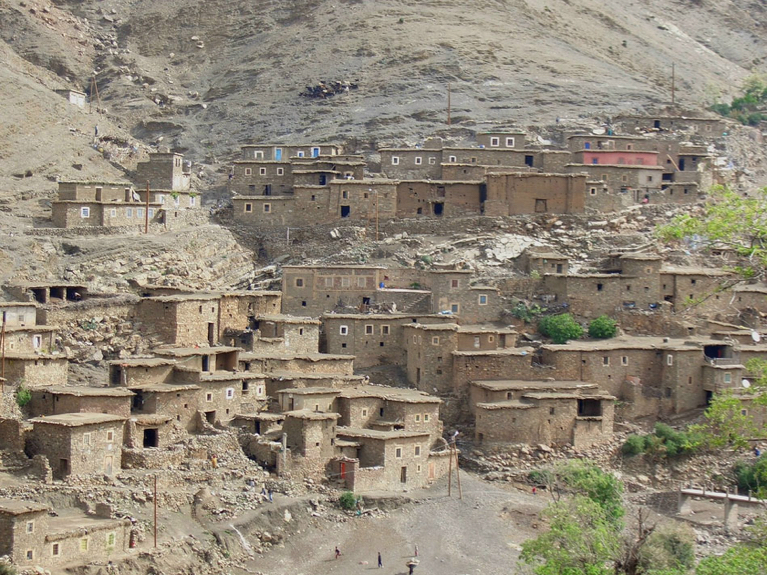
558 460 624 525
696 545 767 575
15 384 32 408
734 457 767 498
588 315 618 339
709 74 767 125
538 313 584 344
520 496 619 575
637 523 695 574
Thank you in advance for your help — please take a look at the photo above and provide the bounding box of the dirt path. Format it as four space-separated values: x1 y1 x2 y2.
248 472 545 575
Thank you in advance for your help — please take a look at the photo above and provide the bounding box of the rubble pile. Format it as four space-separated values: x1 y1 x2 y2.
300 80 359 99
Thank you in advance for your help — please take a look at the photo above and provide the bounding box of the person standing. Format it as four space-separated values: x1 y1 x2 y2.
378 552 383 568
335 546 341 559
414 544 419 557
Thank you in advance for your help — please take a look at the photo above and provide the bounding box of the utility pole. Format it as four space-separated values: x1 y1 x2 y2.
454 445 462 500
671 63 676 107
90 75 102 114
145 181 150 234
153 474 158 548
447 444 453 497
1 311 6 393
375 189 379 242
447 83 452 127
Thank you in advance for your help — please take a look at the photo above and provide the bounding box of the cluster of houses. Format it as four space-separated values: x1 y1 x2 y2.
229 114 723 228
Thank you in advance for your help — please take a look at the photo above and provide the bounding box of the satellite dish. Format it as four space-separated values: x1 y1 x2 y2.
742 380 751 389
592 127 606 135
752 331 761 343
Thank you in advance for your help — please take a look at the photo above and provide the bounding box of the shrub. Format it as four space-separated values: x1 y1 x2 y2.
15 385 32 408
734 457 767 496
588 315 618 339
529 469 553 486
621 434 646 456
538 313 583 344
338 491 357 510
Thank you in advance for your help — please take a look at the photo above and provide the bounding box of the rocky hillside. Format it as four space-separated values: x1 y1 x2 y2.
1 0 766 174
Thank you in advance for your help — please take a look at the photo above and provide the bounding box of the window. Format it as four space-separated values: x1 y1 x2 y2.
297 151 305 158
206 393 212 402
451 303 460 313
148 208 155 218
323 277 333 287
26 521 34 533
647 175 653 183
621 356 628 366
621 175 628 183
26 550 33 561
381 325 390 335
448 155 457 163
340 325 349 335
357 277 366 287
667 354 673 366
592 158 599 165
415 414 421 422
474 336 481 349
341 277 351 287
451 279 460 288
432 337 440 345
244 203 252 212
597 283 603 292
424 414 430 422
478 294 488 305
33 335 42 349
601 174 608 181
392 157 400 165
724 372 732 384
80 207 90 218
365 325 374 335
603 356 610 366
342 190 349 199
109 208 117 218
52 543 60 557
80 538 88 552
362 409 368 417
259 168 267 175
395 447 403 458
83 433 91 446
503 137 514 147
277 168 284 176
415 445 421 456
126 208 133 218
107 430 114 442
263 204 271 213
190 196 196 207
415 156 423 165
137 208 144 218
257 386 264 395
226 388 235 399
490 137 500 147
295 278 304 287
428 157 436 165
549 407 555 415
590 187 597 195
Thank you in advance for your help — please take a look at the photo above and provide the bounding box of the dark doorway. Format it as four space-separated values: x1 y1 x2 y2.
110 366 122 386
535 199 547 213
205 411 216 424
400 466 407 483
556 264 563 273
255 420 261 434
263 184 272 196
433 202 444 216
132 392 145 412
654 120 661 129
577 399 602 417
208 323 216 346
525 155 534 167
59 459 69 476
143 428 159 448
319 174 327 186
341 205 351 218
705 390 713 405
679 158 685 171
202 355 210 372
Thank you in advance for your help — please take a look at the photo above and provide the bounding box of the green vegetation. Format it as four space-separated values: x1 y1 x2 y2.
0 563 17 575
588 315 618 339
696 541 767 575
710 75 767 126
15 384 32 408
621 423 704 459
538 313 583 344
734 457 767 498
511 301 544 323
338 491 357 510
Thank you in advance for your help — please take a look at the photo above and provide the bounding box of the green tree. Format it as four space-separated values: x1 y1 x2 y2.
696 545 767 575
520 496 619 575
538 313 584 344
637 523 695 574
588 315 618 339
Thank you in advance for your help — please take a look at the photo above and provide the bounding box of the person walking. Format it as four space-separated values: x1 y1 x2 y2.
377 552 383 568
414 544 419 557
335 546 341 559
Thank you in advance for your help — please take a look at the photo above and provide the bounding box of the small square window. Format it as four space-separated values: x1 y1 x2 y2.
226 388 235 399
107 430 114 442
490 137 500 147
340 325 349 335
549 407 555 415
428 157 436 165
392 157 400 165
83 433 91 446
362 408 368 417
395 447 403 458
244 203 253 212
590 187 597 195
277 168 284 176
245 168 252 175
295 278 304 287
432 336 440 345
107 532 116 547
505 137 515 147
80 207 90 218
365 325 374 335
51 543 60 557
259 168 267 175
126 208 133 218
667 354 674 366
451 279 460 288
424 414 430 422
110 208 117 217
450 303 460 313
381 325 390 335
263 204 271 213
415 445 421 456
341 277 351 287
357 277 366 287
415 414 421 422
621 356 628 366
26 550 33 561
724 372 732 384
415 157 423 165
448 155 457 162
80 538 88 552
478 294 488 305
603 356 610 366
26 521 34 533
342 190 349 199
206 393 213 402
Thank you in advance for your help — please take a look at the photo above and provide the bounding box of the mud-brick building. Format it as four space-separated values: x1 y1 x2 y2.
3 354 69 387
27 413 125 478
127 383 201 438
336 385 443 441
277 387 340 413
0 499 129 569
395 180 483 218
281 410 340 477
469 380 615 448
518 247 569 276
152 346 240 372
29 386 134 418
238 351 355 377
218 291 283 334
137 294 221 346
134 152 191 191
615 114 725 137
0 302 59 355
227 314 321 354
240 144 342 161
483 172 587 216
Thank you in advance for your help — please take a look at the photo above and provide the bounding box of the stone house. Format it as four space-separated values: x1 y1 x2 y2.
0 302 59 355
277 387 340 412
281 265 386 316
395 180 483 218
379 147 444 180
3 354 69 388
238 351 355 377
27 413 125 478
615 114 725 137
660 267 733 313
226 314 320 354
134 152 191 191
483 172 586 215
29 386 134 418
476 130 528 150
564 163 664 199
518 247 569 276
472 380 615 448
5 282 88 305
239 144 342 161
328 179 397 221
230 161 294 196
566 134 658 153
136 294 221 346
128 383 202 438
152 346 240 373
0 499 129 569
218 291 283 335
281 410 340 478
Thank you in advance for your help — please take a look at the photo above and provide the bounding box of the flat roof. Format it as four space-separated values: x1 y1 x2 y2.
143 294 220 302
541 336 723 352
108 358 175 368
476 400 535 410
458 325 516 334
128 383 200 393
567 134 651 141
256 314 321 325
58 180 133 186
732 284 767 293
453 347 536 357
0 301 37 308
154 346 240 357
29 413 126 427
239 352 354 361
662 267 731 277
38 386 134 397
322 313 444 320
0 499 49 515
339 385 441 404
337 427 430 440
277 387 340 396
282 264 385 270
523 391 615 400
283 409 340 420
408 323 460 331
471 379 598 391
265 371 366 381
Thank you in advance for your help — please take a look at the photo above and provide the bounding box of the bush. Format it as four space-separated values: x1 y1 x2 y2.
529 469 553 486
0 562 17 575
338 491 357 510
15 385 32 408
622 434 646 456
588 315 618 339
538 313 583 344
734 457 767 496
